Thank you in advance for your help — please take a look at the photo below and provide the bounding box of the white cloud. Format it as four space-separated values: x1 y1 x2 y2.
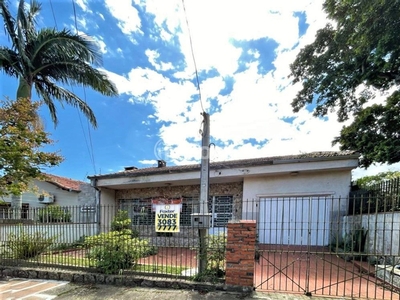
145 49 174 71
100 1 396 179
139 159 158 166
94 36 107 54
104 0 142 37
97 13 105 21
75 0 89 12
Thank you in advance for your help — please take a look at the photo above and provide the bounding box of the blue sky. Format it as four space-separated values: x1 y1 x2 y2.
1 0 399 182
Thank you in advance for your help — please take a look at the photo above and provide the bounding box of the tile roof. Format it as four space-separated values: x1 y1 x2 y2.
43 174 86 192
88 150 359 180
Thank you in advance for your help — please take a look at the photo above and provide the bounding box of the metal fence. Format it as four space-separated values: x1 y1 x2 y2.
350 177 400 214
0 205 226 281
1 197 400 299
245 196 400 299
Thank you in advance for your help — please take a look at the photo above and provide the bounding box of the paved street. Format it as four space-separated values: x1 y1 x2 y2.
0 278 351 300
0 278 68 300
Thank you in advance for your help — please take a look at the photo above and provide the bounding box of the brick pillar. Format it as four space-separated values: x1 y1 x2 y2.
225 220 256 287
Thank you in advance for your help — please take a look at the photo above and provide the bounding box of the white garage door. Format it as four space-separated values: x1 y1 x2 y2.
258 197 330 246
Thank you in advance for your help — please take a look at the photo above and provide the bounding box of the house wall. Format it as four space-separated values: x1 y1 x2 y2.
1 181 95 208
243 170 352 200
1 181 96 223
111 182 243 245
242 170 351 217
115 182 243 219
115 182 243 199
99 188 116 232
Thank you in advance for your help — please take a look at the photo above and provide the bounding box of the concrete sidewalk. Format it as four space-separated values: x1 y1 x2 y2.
48 283 350 300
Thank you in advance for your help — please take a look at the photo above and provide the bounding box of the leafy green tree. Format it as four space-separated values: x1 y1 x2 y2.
0 0 118 127
356 171 400 189
289 0 400 168
1 0 117 214
0 97 63 197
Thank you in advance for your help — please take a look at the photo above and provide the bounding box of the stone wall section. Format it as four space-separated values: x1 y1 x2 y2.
115 182 243 246
0 267 253 294
225 220 256 287
116 181 243 219
77 183 96 206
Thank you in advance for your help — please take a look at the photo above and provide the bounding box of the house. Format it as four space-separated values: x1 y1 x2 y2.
88 151 359 246
0 174 96 222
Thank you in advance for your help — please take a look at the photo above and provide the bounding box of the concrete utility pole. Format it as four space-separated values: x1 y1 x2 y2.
198 111 210 273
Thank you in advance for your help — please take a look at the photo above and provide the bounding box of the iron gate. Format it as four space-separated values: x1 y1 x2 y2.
250 196 400 299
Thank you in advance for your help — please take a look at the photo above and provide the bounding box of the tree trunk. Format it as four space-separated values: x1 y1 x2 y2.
11 78 32 218
17 77 32 99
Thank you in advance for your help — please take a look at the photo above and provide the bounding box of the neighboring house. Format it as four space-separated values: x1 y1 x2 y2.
0 174 96 222
88 151 359 246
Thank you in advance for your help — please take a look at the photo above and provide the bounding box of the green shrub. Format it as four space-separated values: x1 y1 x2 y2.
38 206 71 223
85 229 149 274
206 233 227 272
111 210 139 237
193 233 227 282
111 210 131 231
5 227 56 259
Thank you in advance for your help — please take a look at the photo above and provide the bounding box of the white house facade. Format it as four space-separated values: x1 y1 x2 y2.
89 151 359 246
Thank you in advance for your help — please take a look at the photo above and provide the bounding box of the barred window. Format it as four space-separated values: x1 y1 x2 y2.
119 199 154 225
210 195 233 227
119 195 233 227
181 197 199 226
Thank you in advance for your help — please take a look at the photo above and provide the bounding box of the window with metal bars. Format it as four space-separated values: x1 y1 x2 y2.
118 195 234 227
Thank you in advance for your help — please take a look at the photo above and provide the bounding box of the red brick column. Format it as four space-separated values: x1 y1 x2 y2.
225 220 256 287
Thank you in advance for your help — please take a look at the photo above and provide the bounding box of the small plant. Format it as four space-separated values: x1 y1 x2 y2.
5 227 56 259
38 206 71 223
85 229 149 274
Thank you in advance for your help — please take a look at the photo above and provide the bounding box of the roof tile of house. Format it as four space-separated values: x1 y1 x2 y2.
88 150 359 179
43 174 85 192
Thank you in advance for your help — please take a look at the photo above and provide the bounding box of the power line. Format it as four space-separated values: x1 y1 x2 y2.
49 0 58 29
181 0 205 113
70 0 97 175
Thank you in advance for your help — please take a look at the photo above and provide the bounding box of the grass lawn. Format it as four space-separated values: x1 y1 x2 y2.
32 253 186 275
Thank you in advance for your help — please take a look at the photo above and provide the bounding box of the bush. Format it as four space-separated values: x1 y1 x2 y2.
5 227 56 259
111 210 131 231
193 233 227 282
85 229 149 274
85 211 150 274
38 206 71 223
111 210 139 237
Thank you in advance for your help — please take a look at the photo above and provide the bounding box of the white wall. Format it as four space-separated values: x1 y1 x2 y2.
1 181 80 208
98 188 116 232
342 212 400 259
0 223 98 244
243 170 352 200
242 170 352 237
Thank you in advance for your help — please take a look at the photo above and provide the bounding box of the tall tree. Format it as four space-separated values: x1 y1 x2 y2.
0 97 63 198
0 0 118 214
289 0 400 168
0 0 118 127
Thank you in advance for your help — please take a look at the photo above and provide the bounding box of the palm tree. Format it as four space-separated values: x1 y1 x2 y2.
0 0 118 127
0 0 118 217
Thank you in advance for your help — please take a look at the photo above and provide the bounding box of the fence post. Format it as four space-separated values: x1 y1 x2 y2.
225 220 256 288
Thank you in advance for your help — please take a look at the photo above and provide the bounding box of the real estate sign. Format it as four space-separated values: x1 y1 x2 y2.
152 198 181 233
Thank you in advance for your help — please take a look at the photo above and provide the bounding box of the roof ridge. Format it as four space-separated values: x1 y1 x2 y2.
89 150 359 179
